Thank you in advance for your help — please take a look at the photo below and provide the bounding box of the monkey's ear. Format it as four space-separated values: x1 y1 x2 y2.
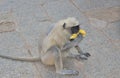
63 23 66 29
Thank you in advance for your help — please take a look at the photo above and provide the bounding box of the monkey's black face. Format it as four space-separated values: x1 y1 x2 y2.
71 25 80 34
62 23 80 34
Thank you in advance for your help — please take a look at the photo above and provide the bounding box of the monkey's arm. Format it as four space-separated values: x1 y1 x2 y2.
61 35 83 51
62 34 91 60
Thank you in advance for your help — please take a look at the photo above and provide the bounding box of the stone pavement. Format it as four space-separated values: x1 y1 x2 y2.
0 0 120 78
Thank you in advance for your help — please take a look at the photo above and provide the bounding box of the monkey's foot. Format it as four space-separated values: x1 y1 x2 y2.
57 70 79 75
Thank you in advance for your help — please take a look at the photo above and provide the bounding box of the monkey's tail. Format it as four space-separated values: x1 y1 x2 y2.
0 54 41 62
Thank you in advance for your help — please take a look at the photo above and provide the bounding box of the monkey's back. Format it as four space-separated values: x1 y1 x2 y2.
41 25 70 54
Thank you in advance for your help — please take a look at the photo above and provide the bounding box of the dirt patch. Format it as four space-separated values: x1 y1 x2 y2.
0 13 16 33
0 21 15 33
85 6 120 22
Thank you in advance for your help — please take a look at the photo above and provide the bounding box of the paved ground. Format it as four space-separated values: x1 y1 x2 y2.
0 0 120 78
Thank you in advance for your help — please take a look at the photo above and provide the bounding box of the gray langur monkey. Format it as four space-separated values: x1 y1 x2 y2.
0 17 90 75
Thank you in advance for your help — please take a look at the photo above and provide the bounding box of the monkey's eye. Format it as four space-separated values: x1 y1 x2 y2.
71 25 79 34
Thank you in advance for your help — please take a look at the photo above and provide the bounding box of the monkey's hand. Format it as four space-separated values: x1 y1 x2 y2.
66 53 88 60
75 54 88 60
75 53 91 61
81 53 91 57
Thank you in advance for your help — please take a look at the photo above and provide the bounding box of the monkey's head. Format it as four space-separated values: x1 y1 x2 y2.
62 17 86 40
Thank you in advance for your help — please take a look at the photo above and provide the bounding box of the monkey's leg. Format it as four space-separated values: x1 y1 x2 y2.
41 46 79 75
54 47 79 75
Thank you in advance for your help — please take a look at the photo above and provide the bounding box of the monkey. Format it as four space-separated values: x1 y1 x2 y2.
0 17 90 75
